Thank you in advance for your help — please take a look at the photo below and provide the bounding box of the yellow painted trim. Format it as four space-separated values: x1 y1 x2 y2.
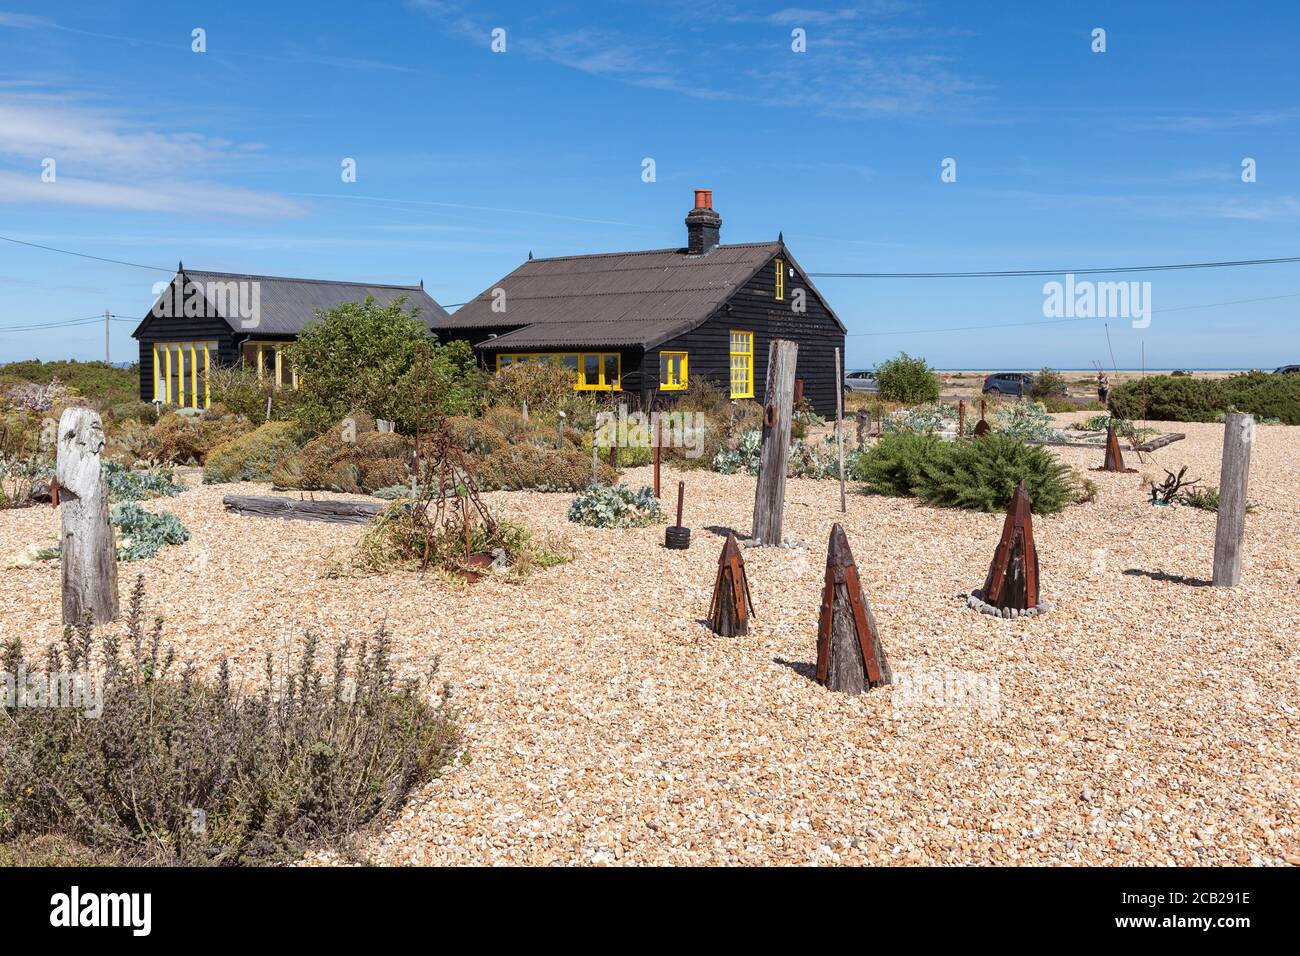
204 344 211 408
164 344 172 403
190 343 197 408
659 350 688 390
729 330 754 399
494 351 622 391
775 258 785 301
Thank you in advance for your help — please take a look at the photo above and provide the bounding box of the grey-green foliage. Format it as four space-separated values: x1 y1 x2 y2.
103 460 185 502
110 503 190 560
712 429 848 480
567 483 664 528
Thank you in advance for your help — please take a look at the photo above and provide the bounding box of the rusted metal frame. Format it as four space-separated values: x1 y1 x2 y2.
819 547 882 685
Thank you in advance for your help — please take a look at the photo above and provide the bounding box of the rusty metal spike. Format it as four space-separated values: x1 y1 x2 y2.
817 524 889 688
980 480 1040 610
709 532 754 635
1102 423 1126 471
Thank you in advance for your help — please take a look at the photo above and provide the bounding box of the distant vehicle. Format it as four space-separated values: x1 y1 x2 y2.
1274 364 1300 374
982 372 1034 396
843 370 879 393
982 371 1068 398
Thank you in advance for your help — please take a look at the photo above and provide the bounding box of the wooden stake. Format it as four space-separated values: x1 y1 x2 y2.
1213 412 1254 587
834 347 846 513
57 407 118 624
856 409 868 448
652 410 661 498
751 339 798 545
816 524 890 694
708 532 754 636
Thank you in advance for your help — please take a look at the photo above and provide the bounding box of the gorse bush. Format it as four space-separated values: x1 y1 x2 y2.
852 432 1076 514
874 352 941 404
284 297 484 435
568 483 664 528
203 421 302 483
1029 367 1068 399
1108 371 1300 425
0 578 459 865
915 432 1077 514
272 416 413 495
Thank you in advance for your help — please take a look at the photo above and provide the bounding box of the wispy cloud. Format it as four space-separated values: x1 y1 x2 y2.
0 171 305 217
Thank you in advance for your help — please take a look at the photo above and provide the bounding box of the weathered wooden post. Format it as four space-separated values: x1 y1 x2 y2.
521 400 528 423
958 400 966 438
708 532 753 636
751 339 798 545
57 407 118 624
817 524 890 694
592 435 599 486
856 408 869 448
652 409 661 498
834 347 846 513
1213 412 1254 587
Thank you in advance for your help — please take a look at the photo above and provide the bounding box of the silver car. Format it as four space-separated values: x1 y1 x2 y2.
844 370 879 393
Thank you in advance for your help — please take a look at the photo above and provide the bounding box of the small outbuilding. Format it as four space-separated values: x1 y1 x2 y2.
436 191 848 417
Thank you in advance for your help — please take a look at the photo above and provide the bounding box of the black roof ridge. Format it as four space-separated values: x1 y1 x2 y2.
182 268 425 291
526 241 780 263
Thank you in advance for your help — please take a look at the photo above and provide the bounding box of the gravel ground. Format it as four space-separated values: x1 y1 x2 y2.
2 415 1297 866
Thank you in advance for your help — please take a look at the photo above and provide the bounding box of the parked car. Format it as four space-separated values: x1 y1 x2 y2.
982 372 1034 396
843 370 879 393
1273 364 1299 374
981 371 1068 397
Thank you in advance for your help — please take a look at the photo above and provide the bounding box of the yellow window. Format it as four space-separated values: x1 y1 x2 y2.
775 258 785 300
729 331 754 399
496 352 619 390
242 341 299 390
152 341 216 408
659 351 688 390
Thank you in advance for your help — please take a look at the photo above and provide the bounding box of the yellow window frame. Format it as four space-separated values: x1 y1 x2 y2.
729 331 754 399
152 341 216 408
494 352 622 391
659 351 688 390
775 257 785 300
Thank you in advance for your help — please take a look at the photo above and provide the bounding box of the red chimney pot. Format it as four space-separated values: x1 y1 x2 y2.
694 189 712 209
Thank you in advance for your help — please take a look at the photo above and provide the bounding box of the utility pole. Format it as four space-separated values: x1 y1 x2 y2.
104 308 110 365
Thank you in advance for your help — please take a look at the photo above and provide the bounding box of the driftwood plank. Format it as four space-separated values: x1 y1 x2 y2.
751 339 798 545
58 407 119 625
1133 432 1186 453
222 495 390 524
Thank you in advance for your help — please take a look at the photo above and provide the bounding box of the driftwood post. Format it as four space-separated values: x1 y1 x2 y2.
816 524 890 694
856 409 869 448
708 532 754 636
57 407 118 624
652 410 661 498
751 339 798 545
834 347 846 513
1213 412 1254 587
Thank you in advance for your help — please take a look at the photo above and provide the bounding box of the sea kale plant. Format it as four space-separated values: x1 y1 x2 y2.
567 483 664 528
0 577 459 866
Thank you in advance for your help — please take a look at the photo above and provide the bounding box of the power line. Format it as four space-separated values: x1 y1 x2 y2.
0 235 173 273
811 256 1300 278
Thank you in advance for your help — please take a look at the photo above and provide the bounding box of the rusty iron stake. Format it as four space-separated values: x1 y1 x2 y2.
816 524 889 688
676 480 685 526
708 532 754 636
1101 423 1132 472
980 480 1040 609
958 399 966 438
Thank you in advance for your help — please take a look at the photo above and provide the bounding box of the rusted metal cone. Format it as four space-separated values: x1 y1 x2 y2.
979 480 1040 611
816 524 891 694
1102 423 1127 471
708 532 754 636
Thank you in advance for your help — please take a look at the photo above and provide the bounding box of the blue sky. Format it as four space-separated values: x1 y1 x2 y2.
0 0 1297 369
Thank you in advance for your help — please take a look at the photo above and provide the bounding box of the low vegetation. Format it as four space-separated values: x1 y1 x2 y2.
0 579 459 865
874 352 941 404
568 483 664 528
203 421 302 483
0 360 137 408
1108 371 1300 425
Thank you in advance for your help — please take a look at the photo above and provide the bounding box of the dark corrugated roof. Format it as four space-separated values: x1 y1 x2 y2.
137 269 450 338
440 243 783 351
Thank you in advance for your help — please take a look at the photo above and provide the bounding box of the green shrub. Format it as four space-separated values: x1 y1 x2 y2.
1107 375 1224 423
915 432 1076 514
1029 367 1068 399
0 578 458 865
284 297 484 435
484 361 577 417
206 366 300 422
471 443 614 491
567 483 664 528
874 352 940 404
108 400 159 425
0 360 137 408
1219 371 1300 425
203 421 302 483
850 432 943 496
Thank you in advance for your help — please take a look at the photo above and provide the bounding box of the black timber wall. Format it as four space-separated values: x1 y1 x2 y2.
640 252 846 417
133 279 238 401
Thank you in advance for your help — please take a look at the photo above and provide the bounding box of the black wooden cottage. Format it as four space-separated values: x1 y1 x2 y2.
435 191 848 417
131 267 449 408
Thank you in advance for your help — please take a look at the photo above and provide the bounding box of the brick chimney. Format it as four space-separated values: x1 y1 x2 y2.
685 189 721 256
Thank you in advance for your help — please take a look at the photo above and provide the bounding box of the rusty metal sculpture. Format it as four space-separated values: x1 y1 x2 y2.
1098 423 1136 473
972 398 991 437
816 524 891 694
977 480 1040 613
708 532 754 636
